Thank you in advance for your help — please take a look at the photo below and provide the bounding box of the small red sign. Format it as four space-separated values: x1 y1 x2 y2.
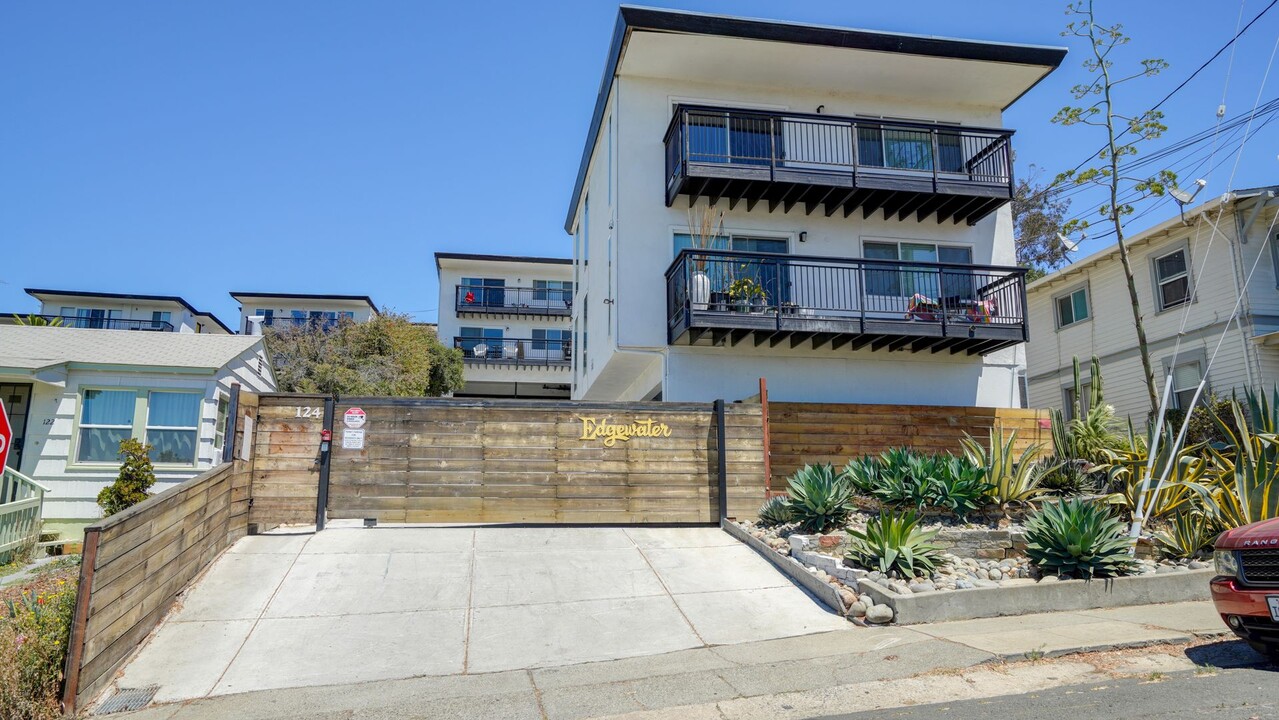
343 407 367 429
0 398 12 471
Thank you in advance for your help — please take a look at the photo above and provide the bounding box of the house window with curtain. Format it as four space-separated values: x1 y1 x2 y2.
1063 382 1093 422
1154 247 1191 310
213 395 230 452
1054 286 1090 328
1170 362 1203 410
146 392 202 465
77 389 136 463
151 311 172 330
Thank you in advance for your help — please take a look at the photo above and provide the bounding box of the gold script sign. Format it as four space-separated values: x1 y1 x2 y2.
578 417 673 447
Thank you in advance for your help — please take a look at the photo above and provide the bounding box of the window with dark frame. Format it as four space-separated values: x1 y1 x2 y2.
1055 287 1090 328
1154 248 1191 310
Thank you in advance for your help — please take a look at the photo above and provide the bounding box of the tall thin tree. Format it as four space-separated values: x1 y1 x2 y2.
1053 0 1177 420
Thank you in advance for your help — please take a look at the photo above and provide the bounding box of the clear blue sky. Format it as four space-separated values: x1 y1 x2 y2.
3 1 1278 326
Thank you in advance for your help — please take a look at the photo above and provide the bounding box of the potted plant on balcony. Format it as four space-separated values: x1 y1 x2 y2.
728 278 765 313
684 206 725 311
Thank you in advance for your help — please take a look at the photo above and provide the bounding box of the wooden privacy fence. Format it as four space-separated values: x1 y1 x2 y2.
766 402 1049 488
325 398 767 524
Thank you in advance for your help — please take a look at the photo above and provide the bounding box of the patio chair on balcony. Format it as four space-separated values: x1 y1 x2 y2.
472 344 488 359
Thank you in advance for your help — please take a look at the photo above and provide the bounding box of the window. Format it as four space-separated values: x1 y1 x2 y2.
151 311 172 330
1154 247 1191 310
459 327 503 357
533 280 573 305
254 309 274 330
862 240 972 298
1170 361 1203 410
855 122 964 173
462 278 506 307
532 329 571 359
77 389 136 463
1054 287 1090 328
213 395 230 452
687 111 776 166
66 308 121 329
1063 382 1092 422
674 233 789 302
147 392 201 464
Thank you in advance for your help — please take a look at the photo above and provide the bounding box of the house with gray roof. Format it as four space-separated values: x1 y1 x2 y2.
0 325 275 523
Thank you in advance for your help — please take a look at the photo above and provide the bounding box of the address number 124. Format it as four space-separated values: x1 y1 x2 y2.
295 407 322 418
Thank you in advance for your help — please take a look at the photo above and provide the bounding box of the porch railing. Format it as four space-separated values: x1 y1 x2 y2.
454 285 572 315
666 249 1027 339
12 314 175 332
665 104 1015 194
0 466 48 561
454 337 572 366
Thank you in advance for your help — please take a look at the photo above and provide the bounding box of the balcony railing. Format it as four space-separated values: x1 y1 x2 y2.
665 249 1027 356
454 285 572 317
454 337 572 367
665 105 1015 225
15 314 175 332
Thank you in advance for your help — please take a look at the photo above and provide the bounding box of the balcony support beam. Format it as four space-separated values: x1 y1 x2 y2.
886 336 914 352
753 331 777 348
862 191 893 219
825 188 859 217
770 332 792 348
711 329 732 346
810 332 837 350
847 335 878 352
789 332 815 349
881 192 914 221
729 329 753 347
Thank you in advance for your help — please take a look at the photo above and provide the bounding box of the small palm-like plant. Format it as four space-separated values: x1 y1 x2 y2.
786 464 854 533
960 429 1045 510
1153 508 1218 560
845 510 944 578
1023 498 1134 578
757 496 794 526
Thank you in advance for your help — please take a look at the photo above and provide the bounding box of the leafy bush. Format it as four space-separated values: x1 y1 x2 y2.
845 510 944 578
97 438 156 517
1153 509 1218 560
960 429 1044 508
1023 498 1134 578
757 496 794 526
785 464 854 533
0 567 79 720
846 449 991 517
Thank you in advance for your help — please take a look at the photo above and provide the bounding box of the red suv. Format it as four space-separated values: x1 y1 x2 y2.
1211 517 1279 661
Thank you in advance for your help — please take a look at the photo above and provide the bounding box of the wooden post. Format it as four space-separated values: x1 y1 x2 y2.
715 399 727 520
315 397 335 531
221 384 241 464
758 377 772 497
61 527 100 714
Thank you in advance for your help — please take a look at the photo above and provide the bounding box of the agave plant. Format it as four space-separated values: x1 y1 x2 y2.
785 464 854 533
845 509 944 578
933 455 992 518
842 455 880 495
1153 508 1218 560
1023 498 1135 578
1037 457 1098 496
1104 422 1208 518
757 496 794 526
960 429 1045 510
1190 399 1279 528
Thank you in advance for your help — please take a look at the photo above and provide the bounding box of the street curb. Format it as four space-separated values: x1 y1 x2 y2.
721 519 848 615
858 568 1215 625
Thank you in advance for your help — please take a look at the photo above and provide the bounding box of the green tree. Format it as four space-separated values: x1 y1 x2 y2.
1013 170 1072 281
265 311 465 397
1053 0 1176 420
12 314 62 326
97 438 156 517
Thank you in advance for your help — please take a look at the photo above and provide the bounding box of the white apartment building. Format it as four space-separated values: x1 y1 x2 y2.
231 292 379 335
435 253 573 398
1026 187 1279 427
564 7 1065 404
23 289 233 334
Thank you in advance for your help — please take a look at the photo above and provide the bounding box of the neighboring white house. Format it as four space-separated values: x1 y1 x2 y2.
22 288 233 334
563 7 1065 404
0 325 276 522
1025 186 1279 427
435 252 573 398
230 292 379 335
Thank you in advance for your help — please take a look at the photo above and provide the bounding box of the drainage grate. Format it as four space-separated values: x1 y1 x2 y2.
94 685 159 715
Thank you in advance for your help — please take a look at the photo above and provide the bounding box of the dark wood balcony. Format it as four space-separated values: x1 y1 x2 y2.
454 285 572 318
665 250 1027 356
16 314 175 331
455 337 572 368
665 105 1015 226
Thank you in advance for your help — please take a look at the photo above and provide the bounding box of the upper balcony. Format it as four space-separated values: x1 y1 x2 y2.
17 314 175 332
665 249 1027 356
664 105 1015 226
454 285 572 318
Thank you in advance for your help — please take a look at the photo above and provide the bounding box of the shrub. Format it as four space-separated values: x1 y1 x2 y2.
1023 498 1134 578
0 567 79 720
842 456 880 495
1037 457 1098 496
960 429 1044 509
786 464 854 533
1192 399 1279 528
757 496 793 526
97 438 156 517
845 510 944 578
847 449 991 517
1153 509 1218 560
934 456 993 519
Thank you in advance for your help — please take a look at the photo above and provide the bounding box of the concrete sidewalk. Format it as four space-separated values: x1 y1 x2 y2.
113 599 1234 720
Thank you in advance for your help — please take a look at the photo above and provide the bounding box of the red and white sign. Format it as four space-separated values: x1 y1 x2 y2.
343 407 367 429
0 398 11 471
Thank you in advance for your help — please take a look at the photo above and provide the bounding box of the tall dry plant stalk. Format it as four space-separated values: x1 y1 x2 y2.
685 203 725 272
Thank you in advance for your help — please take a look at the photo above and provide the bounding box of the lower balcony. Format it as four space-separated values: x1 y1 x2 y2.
665 250 1027 356
15 314 174 332
455 337 572 368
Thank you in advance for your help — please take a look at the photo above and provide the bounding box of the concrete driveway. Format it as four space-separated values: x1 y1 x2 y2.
111 525 848 705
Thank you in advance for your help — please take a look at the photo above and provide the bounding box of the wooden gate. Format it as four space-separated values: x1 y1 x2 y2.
322 398 766 524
